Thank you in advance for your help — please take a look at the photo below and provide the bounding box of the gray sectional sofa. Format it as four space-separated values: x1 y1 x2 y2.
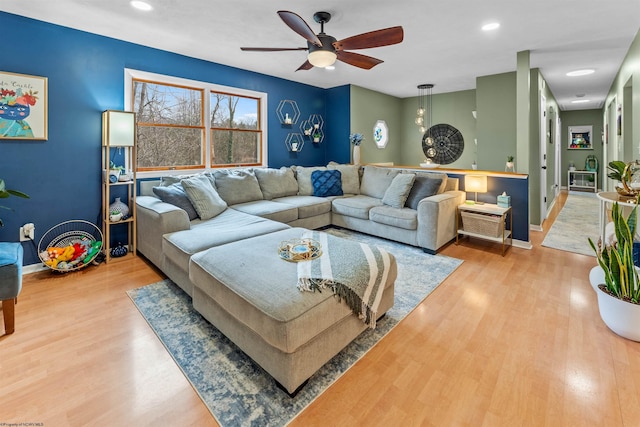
138 164 463 293
135 163 463 393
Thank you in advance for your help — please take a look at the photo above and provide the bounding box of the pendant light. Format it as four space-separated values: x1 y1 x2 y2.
416 84 434 137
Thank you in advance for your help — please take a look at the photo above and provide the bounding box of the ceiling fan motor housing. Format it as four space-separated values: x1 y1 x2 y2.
308 33 338 54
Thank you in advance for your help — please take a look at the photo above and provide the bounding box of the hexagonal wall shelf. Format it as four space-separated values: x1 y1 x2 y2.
276 100 300 125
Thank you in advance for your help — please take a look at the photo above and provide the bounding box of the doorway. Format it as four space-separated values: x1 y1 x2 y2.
540 94 548 222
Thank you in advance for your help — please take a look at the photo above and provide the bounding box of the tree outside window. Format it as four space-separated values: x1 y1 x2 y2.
131 74 265 171
210 92 261 166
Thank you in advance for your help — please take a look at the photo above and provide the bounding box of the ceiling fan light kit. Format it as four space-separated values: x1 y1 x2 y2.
240 10 404 71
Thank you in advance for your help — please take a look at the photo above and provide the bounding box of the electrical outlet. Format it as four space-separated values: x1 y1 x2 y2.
20 223 35 241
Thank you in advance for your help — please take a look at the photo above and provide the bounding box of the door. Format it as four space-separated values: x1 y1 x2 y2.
540 95 548 222
606 98 617 191
555 115 561 197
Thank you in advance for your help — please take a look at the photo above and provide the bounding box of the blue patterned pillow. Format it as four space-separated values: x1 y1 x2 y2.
311 169 343 197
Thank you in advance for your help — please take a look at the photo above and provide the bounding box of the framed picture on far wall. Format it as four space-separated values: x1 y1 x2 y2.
0 71 48 140
568 125 592 150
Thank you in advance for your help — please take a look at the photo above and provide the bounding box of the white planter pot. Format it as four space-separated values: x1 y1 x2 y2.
589 266 640 341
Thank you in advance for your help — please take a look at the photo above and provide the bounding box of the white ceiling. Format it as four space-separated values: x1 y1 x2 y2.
3 0 640 111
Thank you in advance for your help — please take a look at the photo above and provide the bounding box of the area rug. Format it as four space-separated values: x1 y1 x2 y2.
127 228 462 427
542 193 599 256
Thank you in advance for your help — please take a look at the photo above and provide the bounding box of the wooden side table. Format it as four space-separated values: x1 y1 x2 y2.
456 203 513 255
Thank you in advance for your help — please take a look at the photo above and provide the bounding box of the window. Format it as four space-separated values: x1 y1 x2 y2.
125 69 267 174
210 92 261 166
134 80 205 170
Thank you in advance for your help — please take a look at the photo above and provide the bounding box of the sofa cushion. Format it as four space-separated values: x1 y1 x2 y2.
405 174 445 210
332 195 383 220
369 205 418 230
327 163 360 194
382 173 415 209
311 169 343 197
360 166 400 199
163 209 289 274
254 167 299 200
180 175 227 220
295 166 327 196
273 195 332 219
213 169 264 205
231 200 298 223
152 184 199 221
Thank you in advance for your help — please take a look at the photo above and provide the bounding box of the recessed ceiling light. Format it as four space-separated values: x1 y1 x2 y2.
130 1 153 11
482 22 500 31
572 99 591 104
566 69 595 77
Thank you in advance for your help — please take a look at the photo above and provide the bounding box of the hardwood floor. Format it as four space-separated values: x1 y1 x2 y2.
2 191 639 426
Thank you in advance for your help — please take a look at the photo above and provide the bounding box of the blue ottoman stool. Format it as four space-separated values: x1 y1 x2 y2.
0 242 23 335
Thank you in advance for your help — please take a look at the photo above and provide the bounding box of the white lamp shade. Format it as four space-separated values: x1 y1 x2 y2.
465 175 487 193
308 50 337 68
103 110 135 146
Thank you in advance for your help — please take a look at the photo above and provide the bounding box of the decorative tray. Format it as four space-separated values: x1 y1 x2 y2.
278 238 322 262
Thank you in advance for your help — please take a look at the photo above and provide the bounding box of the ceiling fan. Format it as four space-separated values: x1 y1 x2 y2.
240 10 404 71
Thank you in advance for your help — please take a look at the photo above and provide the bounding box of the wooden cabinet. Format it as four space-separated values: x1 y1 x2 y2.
101 110 137 263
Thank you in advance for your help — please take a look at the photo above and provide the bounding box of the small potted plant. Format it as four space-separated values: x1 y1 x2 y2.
312 131 321 143
588 202 640 341
0 178 29 227
505 155 515 172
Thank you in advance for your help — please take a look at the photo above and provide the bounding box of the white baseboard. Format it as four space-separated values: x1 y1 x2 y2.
23 263 49 275
513 239 533 250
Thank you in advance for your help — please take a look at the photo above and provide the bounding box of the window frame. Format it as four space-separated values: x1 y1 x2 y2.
124 68 268 178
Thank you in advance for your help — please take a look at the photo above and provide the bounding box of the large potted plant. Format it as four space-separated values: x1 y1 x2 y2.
588 202 640 341
0 178 29 227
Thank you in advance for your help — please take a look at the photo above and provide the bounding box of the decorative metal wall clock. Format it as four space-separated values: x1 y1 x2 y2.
422 123 464 164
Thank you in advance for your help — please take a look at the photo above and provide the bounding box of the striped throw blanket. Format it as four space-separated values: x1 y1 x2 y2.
297 230 392 329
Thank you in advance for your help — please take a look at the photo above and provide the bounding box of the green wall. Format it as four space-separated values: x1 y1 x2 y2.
350 86 477 168
603 28 640 192
476 72 518 171
399 90 477 168
349 85 403 164
560 109 604 188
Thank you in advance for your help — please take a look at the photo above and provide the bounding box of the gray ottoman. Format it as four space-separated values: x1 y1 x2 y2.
189 227 397 394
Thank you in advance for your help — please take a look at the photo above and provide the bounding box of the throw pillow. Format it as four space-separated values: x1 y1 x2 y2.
152 184 199 221
405 175 444 210
360 166 400 199
382 173 416 208
311 169 343 197
295 166 327 196
254 167 299 200
180 175 227 220
327 163 360 194
212 169 264 205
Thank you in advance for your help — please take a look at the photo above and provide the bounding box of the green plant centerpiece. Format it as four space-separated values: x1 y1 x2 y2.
588 202 640 341
607 160 640 201
589 202 640 303
0 178 29 227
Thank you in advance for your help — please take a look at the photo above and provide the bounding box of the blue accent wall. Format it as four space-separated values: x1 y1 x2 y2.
324 85 351 164
0 12 349 265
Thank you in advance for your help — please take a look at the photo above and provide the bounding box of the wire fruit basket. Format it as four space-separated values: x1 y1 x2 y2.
38 220 103 272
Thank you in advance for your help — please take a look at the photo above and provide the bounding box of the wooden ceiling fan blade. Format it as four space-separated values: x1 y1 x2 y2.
240 47 308 52
333 26 404 51
296 60 314 71
336 51 383 70
277 10 322 47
